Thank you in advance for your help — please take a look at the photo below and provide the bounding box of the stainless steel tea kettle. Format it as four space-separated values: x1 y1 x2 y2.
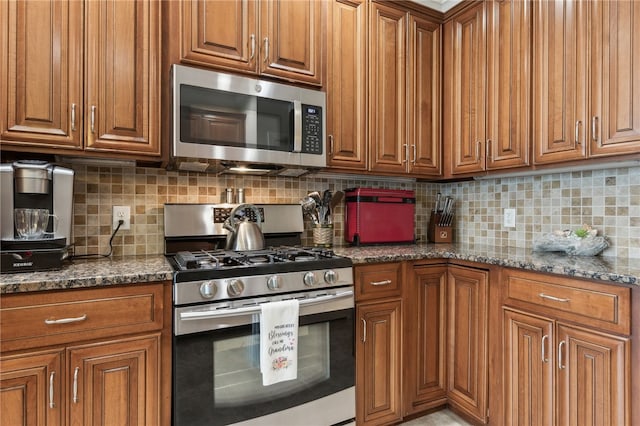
223 204 265 251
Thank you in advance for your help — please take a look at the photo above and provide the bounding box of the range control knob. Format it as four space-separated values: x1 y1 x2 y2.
199 281 218 299
324 270 339 285
227 279 245 297
267 275 282 291
303 271 318 287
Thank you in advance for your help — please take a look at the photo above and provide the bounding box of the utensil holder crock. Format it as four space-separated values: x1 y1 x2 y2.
313 224 333 247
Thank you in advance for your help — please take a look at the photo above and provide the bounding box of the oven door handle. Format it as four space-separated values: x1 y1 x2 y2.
179 290 354 321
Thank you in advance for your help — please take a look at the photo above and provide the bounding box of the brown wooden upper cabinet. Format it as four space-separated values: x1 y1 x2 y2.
180 0 324 86
444 0 532 177
327 0 442 178
534 0 640 164
0 0 161 158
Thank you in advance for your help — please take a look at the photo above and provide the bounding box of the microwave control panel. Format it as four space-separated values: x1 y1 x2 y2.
301 105 323 154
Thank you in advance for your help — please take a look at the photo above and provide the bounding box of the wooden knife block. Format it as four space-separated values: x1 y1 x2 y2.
427 212 453 243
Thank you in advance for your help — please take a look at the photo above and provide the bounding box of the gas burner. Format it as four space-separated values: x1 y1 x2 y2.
248 256 270 264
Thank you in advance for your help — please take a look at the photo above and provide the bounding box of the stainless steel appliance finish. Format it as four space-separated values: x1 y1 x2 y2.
222 203 265 251
1 160 74 273
166 203 355 426
170 65 326 176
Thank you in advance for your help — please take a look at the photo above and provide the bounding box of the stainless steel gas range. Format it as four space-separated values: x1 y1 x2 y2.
165 203 355 426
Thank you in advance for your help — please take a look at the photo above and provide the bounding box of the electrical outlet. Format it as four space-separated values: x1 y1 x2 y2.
113 206 131 230
504 208 516 228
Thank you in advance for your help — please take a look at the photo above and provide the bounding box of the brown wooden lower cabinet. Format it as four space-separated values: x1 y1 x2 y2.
0 282 171 426
446 264 489 424
502 269 631 426
356 299 403 426
403 262 448 416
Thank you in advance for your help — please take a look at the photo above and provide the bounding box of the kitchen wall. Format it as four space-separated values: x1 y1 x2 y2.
69 165 428 257
69 164 639 259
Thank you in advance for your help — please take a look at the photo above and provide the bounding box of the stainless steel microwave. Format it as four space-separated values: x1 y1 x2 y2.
170 65 326 176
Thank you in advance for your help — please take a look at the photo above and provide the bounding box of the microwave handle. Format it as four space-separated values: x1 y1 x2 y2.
293 100 302 152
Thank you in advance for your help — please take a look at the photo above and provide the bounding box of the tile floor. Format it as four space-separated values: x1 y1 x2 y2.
399 409 472 426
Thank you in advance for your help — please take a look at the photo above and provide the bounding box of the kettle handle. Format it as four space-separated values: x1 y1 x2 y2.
227 203 263 229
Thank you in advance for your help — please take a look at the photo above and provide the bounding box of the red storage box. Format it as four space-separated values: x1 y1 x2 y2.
344 188 415 245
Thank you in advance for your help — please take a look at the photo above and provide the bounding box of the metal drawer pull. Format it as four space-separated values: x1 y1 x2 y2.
412 144 417 164
558 341 566 369
370 279 392 286
49 371 55 408
249 34 256 60
575 120 581 144
361 318 367 343
73 367 79 403
403 144 409 164
539 293 570 303
71 104 76 131
328 134 334 155
592 116 598 142
541 335 549 363
90 105 96 133
263 37 269 63
44 314 87 325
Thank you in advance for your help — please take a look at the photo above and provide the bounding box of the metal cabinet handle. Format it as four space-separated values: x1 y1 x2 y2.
539 293 570 303
90 106 96 133
541 335 549 363
73 367 79 403
44 314 87 325
249 34 256 60
575 120 581 144
263 37 269 63
411 144 417 165
71 104 76 131
476 141 482 161
592 116 598 142
361 318 366 343
370 279 392 286
486 139 492 159
328 135 334 155
558 341 566 369
403 144 409 164
49 371 55 408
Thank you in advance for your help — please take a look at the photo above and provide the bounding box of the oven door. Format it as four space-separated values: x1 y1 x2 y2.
173 290 355 426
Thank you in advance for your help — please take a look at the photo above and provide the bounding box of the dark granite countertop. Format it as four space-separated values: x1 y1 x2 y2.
334 243 640 286
2 244 639 294
0 255 174 294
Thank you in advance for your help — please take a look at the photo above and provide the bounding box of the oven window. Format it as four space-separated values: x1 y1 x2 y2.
173 308 354 426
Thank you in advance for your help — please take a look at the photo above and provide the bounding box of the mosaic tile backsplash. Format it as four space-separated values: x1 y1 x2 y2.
68 164 639 259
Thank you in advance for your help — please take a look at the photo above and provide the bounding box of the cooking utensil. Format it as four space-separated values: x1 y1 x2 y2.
300 196 319 224
223 204 265 251
435 192 441 212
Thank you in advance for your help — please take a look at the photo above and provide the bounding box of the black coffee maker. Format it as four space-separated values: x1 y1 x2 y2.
1 160 74 273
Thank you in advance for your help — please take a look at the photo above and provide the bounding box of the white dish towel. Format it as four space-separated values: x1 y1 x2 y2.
260 299 300 386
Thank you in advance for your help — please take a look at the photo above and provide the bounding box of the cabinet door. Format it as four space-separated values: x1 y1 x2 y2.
84 0 160 156
503 309 554 426
0 350 63 426
486 0 531 170
446 265 488 423
407 13 442 177
68 335 160 426
557 324 629 426
444 2 486 175
533 0 589 164
260 0 324 86
589 0 640 157
326 0 368 171
0 0 82 149
369 2 407 174
180 0 257 73
356 299 402 425
404 265 447 416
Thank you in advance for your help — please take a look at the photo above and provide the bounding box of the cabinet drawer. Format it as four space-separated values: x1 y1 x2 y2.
0 283 164 352
503 269 630 334
354 262 403 301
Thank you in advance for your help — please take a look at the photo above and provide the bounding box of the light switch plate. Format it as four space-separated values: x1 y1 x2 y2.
504 208 516 228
